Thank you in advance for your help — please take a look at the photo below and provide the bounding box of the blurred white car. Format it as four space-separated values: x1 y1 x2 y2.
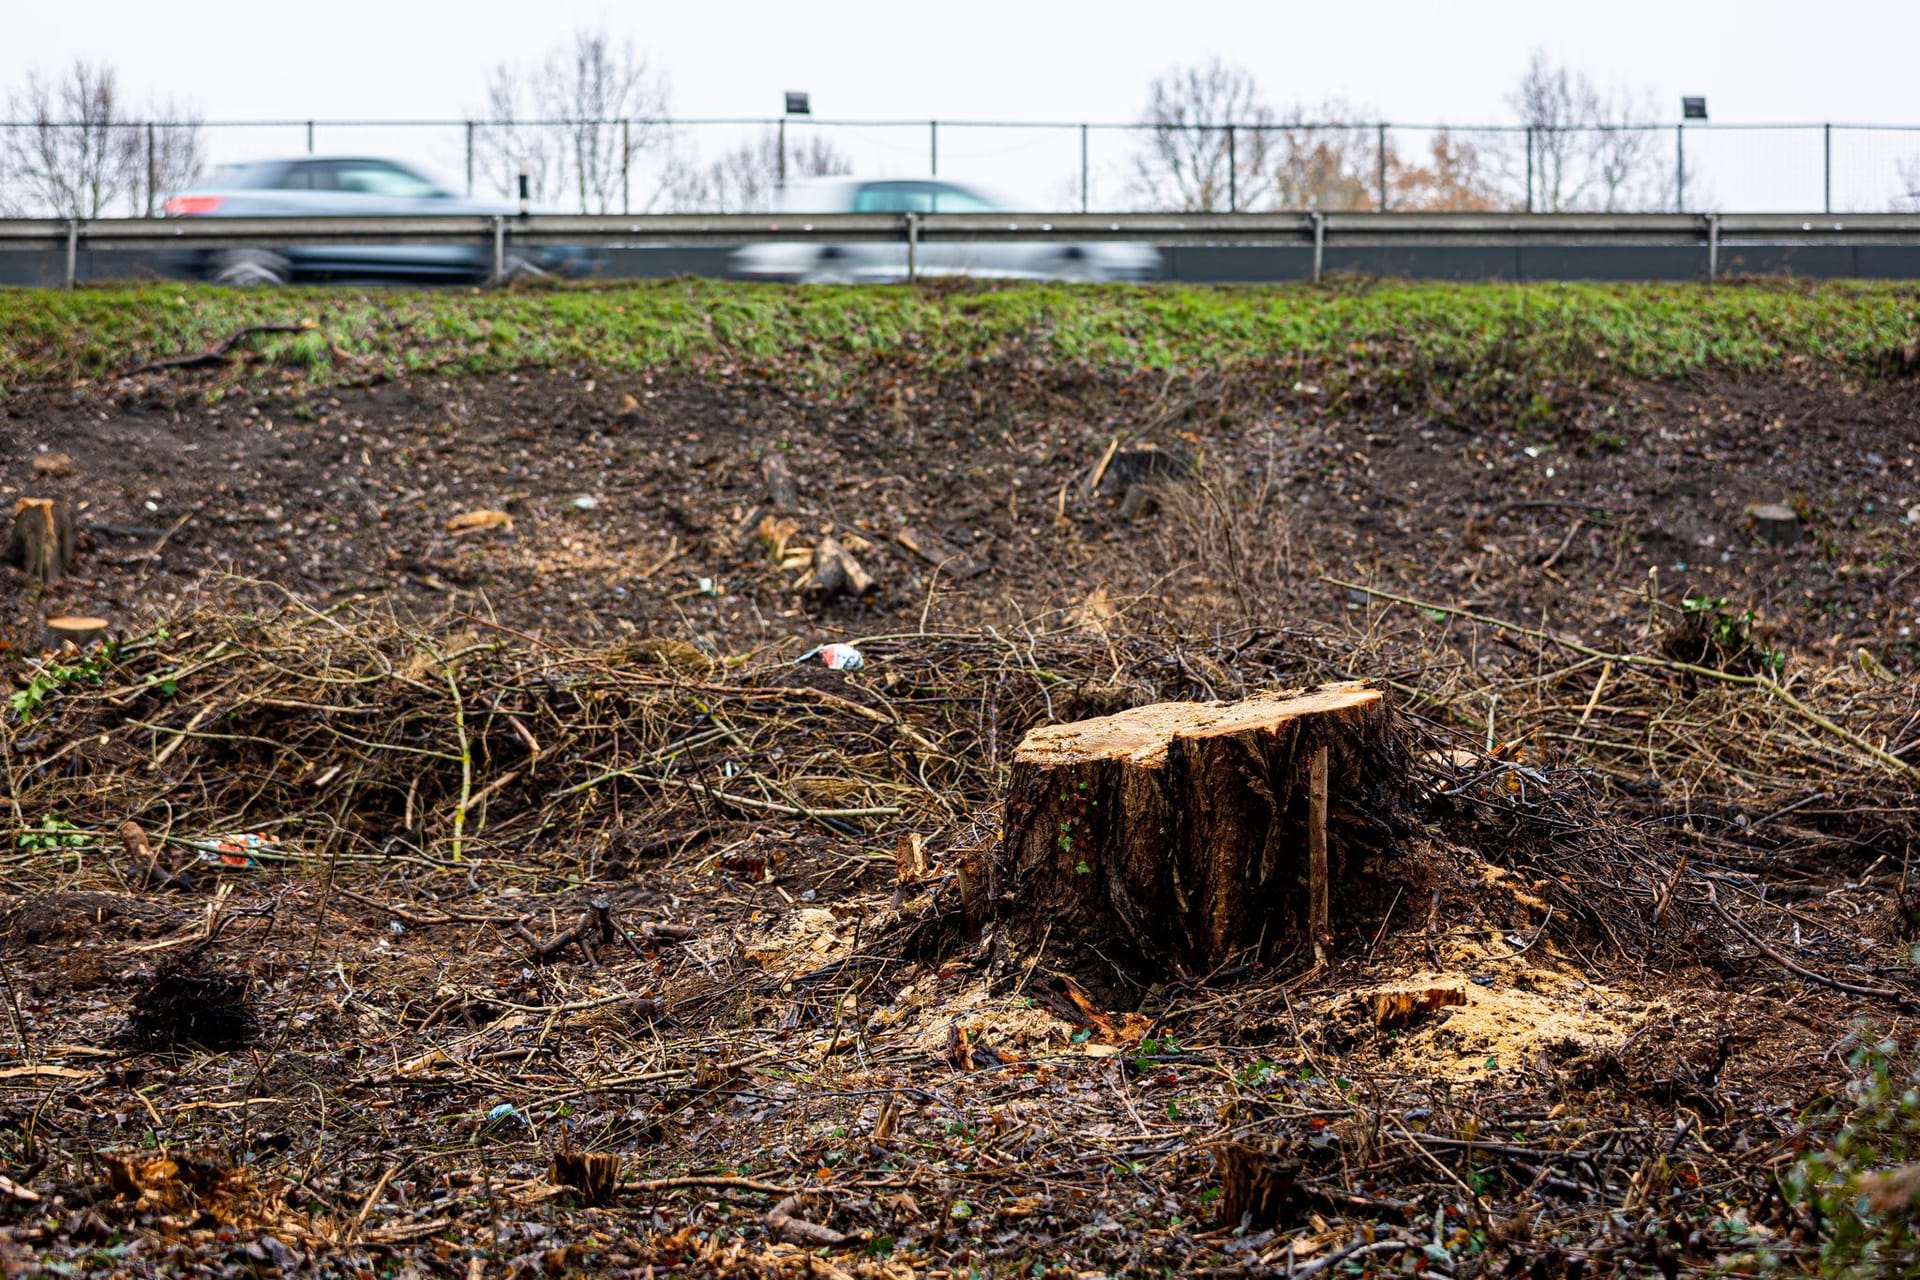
730 178 1160 283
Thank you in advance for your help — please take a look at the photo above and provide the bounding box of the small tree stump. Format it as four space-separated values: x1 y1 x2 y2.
6 498 76 585
1746 503 1801 546
762 453 799 511
45 616 109 648
995 682 1403 987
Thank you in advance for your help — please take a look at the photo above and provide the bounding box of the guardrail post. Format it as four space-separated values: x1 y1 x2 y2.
64 219 78 289
1823 123 1832 214
306 120 314 154
905 212 919 282
1706 213 1719 283
930 121 938 176
1079 124 1089 214
465 121 475 198
1375 124 1388 211
1310 211 1325 283
777 118 786 186
491 215 505 285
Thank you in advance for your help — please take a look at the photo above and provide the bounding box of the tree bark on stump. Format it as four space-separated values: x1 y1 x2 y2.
995 682 1402 988
6 498 76 585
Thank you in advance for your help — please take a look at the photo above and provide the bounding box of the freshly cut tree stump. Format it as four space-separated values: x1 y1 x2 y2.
996 682 1403 986
6 498 76 585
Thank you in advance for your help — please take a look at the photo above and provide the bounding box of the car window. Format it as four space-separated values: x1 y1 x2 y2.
851 183 935 214
330 161 446 199
931 186 997 213
276 163 324 191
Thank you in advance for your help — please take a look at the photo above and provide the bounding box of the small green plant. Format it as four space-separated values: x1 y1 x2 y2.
1775 1035 1920 1276
15 815 89 851
10 648 113 721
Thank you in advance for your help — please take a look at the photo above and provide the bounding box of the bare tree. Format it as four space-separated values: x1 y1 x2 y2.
1503 50 1667 211
664 128 851 212
0 62 203 217
1505 51 1590 212
1131 59 1275 212
473 28 672 213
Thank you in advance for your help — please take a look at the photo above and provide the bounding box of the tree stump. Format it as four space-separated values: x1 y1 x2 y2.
45 616 109 648
6 498 76 585
995 682 1403 988
1746 502 1801 547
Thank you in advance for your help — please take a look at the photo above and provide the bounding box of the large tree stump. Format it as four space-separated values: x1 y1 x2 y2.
6 498 76 585
995 682 1403 987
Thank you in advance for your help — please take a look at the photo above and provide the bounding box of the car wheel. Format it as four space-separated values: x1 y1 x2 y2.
799 247 856 285
1049 249 1102 283
209 250 290 287
500 253 551 283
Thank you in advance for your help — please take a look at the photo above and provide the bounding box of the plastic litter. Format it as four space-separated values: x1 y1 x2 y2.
798 643 865 671
190 831 281 868
571 494 600 510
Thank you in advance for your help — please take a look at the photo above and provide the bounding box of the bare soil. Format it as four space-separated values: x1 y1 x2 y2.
1 358 1917 1277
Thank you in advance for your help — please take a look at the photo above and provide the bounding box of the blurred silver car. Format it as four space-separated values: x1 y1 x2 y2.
730 178 1160 283
162 156 597 285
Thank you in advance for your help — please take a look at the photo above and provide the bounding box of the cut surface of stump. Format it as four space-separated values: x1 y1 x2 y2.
996 682 1402 989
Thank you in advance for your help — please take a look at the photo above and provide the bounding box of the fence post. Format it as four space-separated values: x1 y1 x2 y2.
465 121 475 198
1823 122 1832 214
491 215 505 285
145 122 157 217
1079 123 1089 213
1675 123 1685 212
1226 124 1236 213
930 121 938 176
1311 211 1325 283
1524 126 1534 213
65 219 79 289
1706 213 1719 283
306 120 314 154
621 119 630 215
905 211 919 282
1375 123 1388 211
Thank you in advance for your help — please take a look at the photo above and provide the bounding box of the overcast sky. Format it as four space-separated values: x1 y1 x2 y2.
7 0 1918 210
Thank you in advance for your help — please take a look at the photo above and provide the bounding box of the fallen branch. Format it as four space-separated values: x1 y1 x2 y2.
767 1194 855 1248
123 322 317 377
1707 883 1916 1006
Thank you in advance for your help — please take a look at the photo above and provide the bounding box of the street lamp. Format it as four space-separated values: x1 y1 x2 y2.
1677 99 1706 211
779 92 811 187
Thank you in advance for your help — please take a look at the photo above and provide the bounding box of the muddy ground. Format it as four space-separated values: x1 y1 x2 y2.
1 356 1918 1277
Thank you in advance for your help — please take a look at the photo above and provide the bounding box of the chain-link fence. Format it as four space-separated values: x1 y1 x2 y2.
3 118 1918 217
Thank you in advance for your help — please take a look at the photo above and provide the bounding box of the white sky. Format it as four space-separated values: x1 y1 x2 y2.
7 0 1920 211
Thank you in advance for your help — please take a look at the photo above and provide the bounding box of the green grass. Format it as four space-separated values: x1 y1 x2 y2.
2 277 1913 393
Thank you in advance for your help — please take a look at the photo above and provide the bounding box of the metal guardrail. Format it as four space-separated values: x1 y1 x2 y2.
7 212 1920 287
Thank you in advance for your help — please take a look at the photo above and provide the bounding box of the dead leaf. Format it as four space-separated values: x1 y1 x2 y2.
445 509 513 535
